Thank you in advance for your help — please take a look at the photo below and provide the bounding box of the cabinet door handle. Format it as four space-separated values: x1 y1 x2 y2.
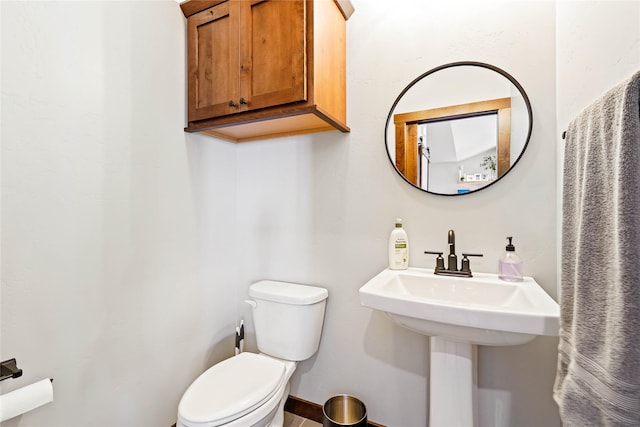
229 100 237 107
239 98 248 105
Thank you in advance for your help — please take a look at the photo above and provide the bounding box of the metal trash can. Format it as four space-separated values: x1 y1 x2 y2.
322 395 367 427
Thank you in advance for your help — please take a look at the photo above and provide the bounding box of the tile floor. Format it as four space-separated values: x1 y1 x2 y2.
283 411 322 427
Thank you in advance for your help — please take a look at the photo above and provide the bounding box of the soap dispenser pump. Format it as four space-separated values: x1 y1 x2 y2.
498 236 523 282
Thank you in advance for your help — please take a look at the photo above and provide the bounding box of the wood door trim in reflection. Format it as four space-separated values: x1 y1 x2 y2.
393 97 511 186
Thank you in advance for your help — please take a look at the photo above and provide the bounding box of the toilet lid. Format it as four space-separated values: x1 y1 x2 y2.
178 353 286 426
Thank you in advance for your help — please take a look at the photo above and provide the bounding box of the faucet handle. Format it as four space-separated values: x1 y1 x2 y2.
460 253 483 275
424 251 445 272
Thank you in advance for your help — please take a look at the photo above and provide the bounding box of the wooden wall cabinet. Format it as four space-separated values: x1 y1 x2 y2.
180 0 353 142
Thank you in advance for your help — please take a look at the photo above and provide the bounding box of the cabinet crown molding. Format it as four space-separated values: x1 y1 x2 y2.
180 0 354 20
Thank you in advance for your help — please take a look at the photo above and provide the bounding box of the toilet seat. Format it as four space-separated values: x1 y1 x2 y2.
178 353 286 427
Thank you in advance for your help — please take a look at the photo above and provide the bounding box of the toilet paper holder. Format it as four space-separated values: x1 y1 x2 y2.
0 359 23 382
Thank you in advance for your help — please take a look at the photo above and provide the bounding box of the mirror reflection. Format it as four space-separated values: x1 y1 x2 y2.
386 62 532 195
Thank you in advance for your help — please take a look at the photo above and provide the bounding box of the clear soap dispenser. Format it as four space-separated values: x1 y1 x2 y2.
498 236 523 282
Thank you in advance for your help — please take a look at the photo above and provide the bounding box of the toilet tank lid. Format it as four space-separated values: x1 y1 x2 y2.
250 280 328 305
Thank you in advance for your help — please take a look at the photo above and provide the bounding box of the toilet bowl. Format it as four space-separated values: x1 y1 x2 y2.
177 353 296 427
177 281 328 427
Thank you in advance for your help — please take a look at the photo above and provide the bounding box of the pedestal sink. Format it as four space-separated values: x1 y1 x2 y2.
359 267 559 427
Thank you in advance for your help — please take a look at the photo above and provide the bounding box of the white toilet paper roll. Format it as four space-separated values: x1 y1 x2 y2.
0 378 54 422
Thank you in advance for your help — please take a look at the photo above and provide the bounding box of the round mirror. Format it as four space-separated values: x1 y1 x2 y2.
385 62 532 195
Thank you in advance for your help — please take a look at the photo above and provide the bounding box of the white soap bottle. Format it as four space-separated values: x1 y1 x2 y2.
498 236 523 282
389 218 409 270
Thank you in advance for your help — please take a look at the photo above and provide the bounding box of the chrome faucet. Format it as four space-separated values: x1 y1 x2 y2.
425 229 483 277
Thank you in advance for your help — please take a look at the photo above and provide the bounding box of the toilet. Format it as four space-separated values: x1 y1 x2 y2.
177 280 328 427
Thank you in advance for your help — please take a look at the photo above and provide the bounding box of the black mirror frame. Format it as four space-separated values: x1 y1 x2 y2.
385 61 533 196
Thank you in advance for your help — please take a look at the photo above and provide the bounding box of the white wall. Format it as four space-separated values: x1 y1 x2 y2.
1 2 239 426
556 1 640 129
3 1 637 427
236 2 559 427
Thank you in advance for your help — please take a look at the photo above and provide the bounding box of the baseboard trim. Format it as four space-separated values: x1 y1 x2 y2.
285 395 386 427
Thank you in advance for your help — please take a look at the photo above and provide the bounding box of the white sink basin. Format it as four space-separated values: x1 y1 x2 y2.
360 267 560 426
359 267 559 346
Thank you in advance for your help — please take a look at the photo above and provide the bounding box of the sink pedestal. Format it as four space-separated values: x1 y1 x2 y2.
430 337 477 427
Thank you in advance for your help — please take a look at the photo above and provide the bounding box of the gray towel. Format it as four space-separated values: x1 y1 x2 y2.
554 70 640 426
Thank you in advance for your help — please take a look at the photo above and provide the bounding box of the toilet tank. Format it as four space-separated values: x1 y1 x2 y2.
248 280 328 361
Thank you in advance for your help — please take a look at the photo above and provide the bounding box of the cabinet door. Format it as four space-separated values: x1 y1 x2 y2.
188 1 240 121
240 0 307 111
